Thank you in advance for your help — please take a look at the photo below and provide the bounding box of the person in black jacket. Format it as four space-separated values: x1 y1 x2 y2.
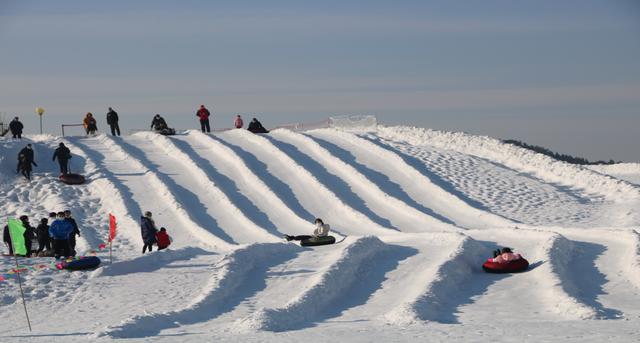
151 114 168 131
106 107 121 136
16 144 37 179
2 223 12 255
19 215 36 257
36 217 51 254
140 211 158 254
64 210 80 256
52 142 72 174
247 118 269 134
9 117 24 139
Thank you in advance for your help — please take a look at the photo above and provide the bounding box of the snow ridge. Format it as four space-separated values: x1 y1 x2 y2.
237 236 390 332
97 242 300 338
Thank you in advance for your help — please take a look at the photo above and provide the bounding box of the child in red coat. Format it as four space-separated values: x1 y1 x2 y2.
155 227 172 250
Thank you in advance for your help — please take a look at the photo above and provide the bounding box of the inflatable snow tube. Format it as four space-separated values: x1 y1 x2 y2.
59 173 86 185
300 235 336 247
483 258 529 273
60 256 101 271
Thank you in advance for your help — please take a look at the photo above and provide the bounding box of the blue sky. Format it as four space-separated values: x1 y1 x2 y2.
1 0 639 161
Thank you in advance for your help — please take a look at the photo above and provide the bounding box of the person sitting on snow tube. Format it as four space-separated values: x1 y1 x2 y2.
483 247 529 273
492 247 522 263
283 218 331 243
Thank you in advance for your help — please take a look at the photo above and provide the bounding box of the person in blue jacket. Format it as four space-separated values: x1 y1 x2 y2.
140 211 158 254
49 211 73 259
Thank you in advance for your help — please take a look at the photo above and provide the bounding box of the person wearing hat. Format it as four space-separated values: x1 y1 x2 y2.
83 112 98 135
52 142 72 174
106 107 121 136
16 144 37 180
196 105 211 133
9 116 24 139
140 211 158 254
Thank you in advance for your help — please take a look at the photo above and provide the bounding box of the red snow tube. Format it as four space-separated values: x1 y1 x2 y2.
483 258 529 273
59 173 86 185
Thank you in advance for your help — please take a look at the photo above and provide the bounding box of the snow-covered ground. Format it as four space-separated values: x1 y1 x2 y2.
1 125 639 342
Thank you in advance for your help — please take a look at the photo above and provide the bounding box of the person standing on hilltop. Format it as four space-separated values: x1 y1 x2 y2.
234 114 244 128
83 112 98 135
196 105 211 133
106 107 121 136
9 117 24 139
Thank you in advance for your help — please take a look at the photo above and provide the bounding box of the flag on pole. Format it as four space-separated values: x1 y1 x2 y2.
109 214 117 242
8 218 27 256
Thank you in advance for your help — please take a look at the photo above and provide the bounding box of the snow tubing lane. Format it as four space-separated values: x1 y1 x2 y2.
60 256 101 271
300 235 336 247
482 258 529 273
59 173 86 185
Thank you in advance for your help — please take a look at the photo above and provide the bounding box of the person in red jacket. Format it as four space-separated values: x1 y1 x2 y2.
196 105 211 133
155 227 171 250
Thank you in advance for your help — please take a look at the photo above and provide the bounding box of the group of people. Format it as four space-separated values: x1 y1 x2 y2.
81 108 121 136
15 142 73 181
140 211 171 253
3 210 81 259
4 105 270 139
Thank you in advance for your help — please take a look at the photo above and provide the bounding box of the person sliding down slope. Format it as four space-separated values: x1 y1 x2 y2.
284 218 330 242
491 247 522 263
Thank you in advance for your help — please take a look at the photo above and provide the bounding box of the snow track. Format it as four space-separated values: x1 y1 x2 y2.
217 129 397 236
309 129 513 229
269 129 456 232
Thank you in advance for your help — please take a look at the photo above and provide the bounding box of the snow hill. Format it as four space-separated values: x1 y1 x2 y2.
1 126 639 342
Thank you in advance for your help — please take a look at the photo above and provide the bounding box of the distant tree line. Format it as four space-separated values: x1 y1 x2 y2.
502 139 619 165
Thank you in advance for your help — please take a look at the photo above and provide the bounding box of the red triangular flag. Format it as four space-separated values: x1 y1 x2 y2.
109 213 117 242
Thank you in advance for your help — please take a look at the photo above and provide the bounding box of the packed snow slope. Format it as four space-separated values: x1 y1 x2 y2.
1 126 639 342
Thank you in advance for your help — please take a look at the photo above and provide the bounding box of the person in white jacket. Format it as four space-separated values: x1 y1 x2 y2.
284 218 330 242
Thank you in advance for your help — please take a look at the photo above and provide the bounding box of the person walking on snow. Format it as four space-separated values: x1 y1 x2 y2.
9 117 24 139
234 114 244 128
140 211 158 254
52 142 72 175
17 144 37 180
196 105 211 133
83 112 98 135
284 218 330 242
106 107 121 136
